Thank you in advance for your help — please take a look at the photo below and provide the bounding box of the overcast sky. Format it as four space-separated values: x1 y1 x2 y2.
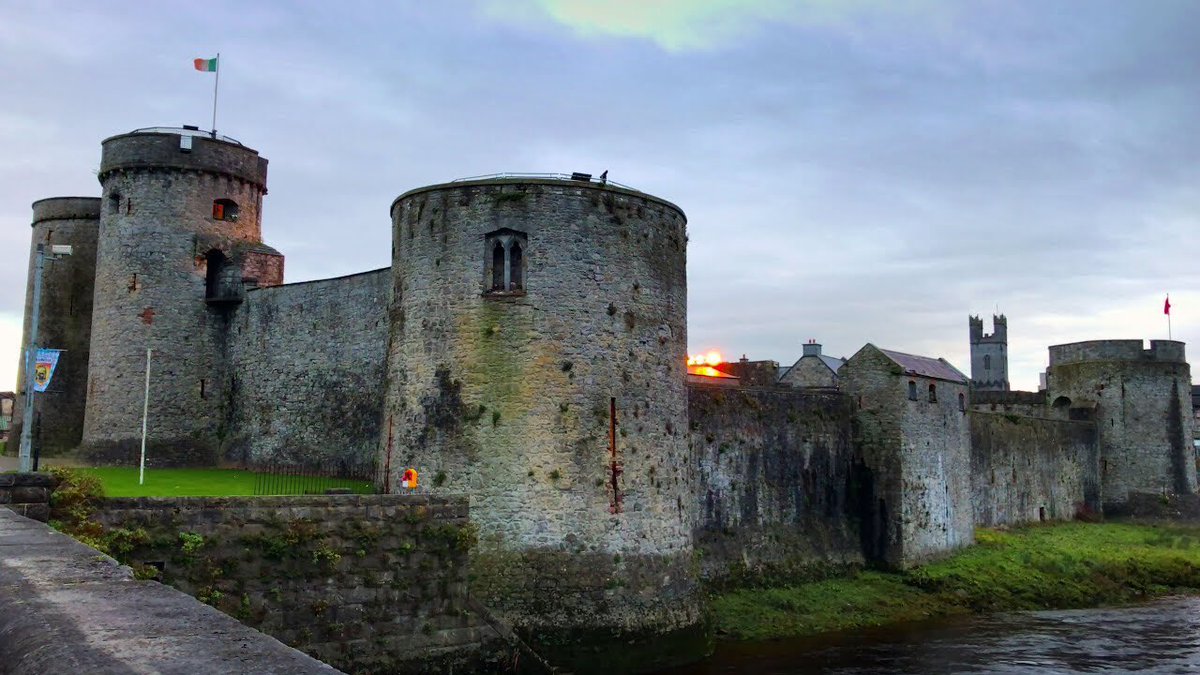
3 0 1199 393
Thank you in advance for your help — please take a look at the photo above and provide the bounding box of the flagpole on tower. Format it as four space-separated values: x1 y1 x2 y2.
212 52 220 137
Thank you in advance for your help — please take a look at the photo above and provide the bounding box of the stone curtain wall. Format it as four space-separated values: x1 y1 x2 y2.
91 494 487 674
0 473 54 522
12 198 100 456
0 508 339 675
689 384 863 583
224 269 389 468
970 411 1100 526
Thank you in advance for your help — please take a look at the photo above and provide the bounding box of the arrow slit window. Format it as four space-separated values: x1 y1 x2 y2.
483 229 527 296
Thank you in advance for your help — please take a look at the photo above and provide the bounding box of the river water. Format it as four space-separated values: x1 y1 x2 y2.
660 596 1200 674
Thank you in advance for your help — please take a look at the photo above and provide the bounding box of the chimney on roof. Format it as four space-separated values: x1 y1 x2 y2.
803 341 822 357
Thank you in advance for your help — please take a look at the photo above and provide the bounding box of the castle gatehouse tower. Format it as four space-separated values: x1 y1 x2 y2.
383 176 703 671
82 127 279 464
12 197 101 455
1047 339 1197 507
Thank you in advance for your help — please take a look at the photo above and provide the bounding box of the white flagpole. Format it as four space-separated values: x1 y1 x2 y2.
139 348 152 485
211 52 220 136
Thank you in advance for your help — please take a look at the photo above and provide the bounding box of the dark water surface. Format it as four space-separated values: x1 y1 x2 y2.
659 596 1200 674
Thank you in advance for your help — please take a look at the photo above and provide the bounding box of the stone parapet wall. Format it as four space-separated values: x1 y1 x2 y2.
1048 339 1187 366
91 494 490 674
0 507 340 674
689 384 864 583
0 472 54 522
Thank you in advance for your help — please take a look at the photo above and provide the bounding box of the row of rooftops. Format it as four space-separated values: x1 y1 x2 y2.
690 342 969 388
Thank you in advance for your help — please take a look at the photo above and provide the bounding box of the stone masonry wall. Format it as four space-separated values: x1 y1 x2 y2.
689 384 863 584
91 494 489 674
225 269 389 468
0 472 54 522
970 411 1100 526
12 198 100 455
897 374 973 565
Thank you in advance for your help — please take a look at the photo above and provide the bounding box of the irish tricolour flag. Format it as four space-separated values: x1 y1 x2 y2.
193 56 218 72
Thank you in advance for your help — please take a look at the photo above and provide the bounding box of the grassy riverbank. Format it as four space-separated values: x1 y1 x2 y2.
713 522 1200 641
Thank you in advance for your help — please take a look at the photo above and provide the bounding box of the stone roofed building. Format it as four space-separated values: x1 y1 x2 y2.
840 344 973 567
779 339 845 388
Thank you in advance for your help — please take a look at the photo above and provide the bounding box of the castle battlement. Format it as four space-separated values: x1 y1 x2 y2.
99 127 268 191
31 197 101 226
1048 339 1187 366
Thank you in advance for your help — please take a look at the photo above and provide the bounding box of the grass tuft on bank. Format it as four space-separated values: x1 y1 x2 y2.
713 522 1200 641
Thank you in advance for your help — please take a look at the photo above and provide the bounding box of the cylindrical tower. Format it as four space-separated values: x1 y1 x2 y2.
384 178 703 671
12 197 100 455
1047 339 1197 508
82 127 269 465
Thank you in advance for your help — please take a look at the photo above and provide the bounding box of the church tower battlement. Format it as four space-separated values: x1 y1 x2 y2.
969 314 1009 391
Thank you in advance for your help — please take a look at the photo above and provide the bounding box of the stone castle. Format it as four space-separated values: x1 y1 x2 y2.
12 126 1197 669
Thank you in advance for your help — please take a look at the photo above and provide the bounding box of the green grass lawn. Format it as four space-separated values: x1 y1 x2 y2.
713 522 1200 641
74 466 374 497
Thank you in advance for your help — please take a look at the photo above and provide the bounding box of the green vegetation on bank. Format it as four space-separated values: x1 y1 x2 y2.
713 523 1200 641
71 466 373 497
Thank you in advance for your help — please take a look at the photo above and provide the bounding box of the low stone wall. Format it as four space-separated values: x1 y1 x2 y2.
0 507 340 674
0 472 53 522
970 411 1100 526
92 494 495 674
689 384 864 584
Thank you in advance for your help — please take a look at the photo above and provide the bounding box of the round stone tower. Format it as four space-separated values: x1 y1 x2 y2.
12 197 100 455
1047 339 1197 508
384 177 702 671
82 127 269 465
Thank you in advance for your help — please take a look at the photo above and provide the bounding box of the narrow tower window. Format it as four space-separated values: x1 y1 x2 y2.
483 228 528 295
984 354 991 370
907 381 917 401
108 193 121 214
928 383 937 403
491 241 505 291
509 240 523 289
212 199 239 222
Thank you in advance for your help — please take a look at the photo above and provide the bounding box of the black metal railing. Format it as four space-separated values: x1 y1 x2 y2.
251 460 376 496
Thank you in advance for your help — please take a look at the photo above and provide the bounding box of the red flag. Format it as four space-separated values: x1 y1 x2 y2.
1164 295 1171 315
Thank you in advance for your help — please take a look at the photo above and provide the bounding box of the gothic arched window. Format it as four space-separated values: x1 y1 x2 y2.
483 229 528 295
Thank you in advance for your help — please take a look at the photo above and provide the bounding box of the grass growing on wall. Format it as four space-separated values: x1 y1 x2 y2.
75 467 373 497
713 522 1200 641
